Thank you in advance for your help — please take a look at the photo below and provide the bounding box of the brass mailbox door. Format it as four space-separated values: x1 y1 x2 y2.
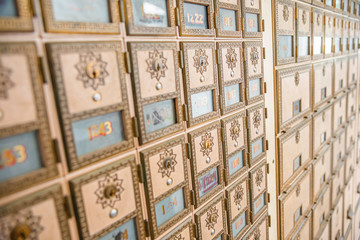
241 0 262 38
195 194 225 240
0 43 57 197
217 41 245 114
249 159 268 222
181 42 220 127
296 3 311 62
177 0 215 37
247 103 266 166
226 175 250 239
128 42 183 144
47 42 134 170
244 41 264 105
221 111 248 185
215 0 242 38
70 156 145 240
188 122 224 208
40 0 120 34
160 218 194 240
0 185 71 240
140 136 190 238
122 0 176 36
274 0 296 65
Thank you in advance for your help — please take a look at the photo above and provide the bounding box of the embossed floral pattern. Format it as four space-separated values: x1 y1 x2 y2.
95 173 125 209
205 206 219 230
200 132 214 157
234 184 244 206
193 49 209 75
157 148 177 178
226 48 237 71
75 51 109 90
252 110 261 131
255 169 264 187
146 50 168 81
0 59 14 99
250 47 259 68
170 234 185 240
283 5 289 22
230 120 241 142
253 227 261 240
0 210 44 240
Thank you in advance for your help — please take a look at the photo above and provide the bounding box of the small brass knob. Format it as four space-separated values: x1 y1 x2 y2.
104 185 117 199
205 140 212 149
233 126 239 135
10 224 31 240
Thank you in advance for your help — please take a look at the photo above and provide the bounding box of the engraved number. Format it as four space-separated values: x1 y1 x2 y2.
187 13 204 25
223 17 233 27
162 197 178 215
88 121 113 141
0 145 28 169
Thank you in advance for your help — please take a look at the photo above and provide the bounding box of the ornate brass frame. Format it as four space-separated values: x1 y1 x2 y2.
128 41 183 144
249 159 268 223
214 0 242 37
0 184 71 239
276 65 312 132
225 175 251 240
188 122 224 208
221 111 248 185
0 0 33 32
161 217 194 239
194 193 226 240
274 0 296 66
243 41 265 105
241 0 262 38
177 0 215 36
217 41 245 114
140 136 190 239
242 210 269 240
122 0 176 35
296 3 311 63
181 42 220 127
40 0 120 34
247 103 266 166
70 156 145 240
47 42 134 171
0 43 58 197
277 118 312 192
312 8 325 60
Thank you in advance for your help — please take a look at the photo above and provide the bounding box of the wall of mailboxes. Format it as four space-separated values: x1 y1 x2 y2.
0 0 360 240
274 0 360 239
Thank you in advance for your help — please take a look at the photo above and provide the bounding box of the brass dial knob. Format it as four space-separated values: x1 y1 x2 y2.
10 224 31 240
104 185 117 199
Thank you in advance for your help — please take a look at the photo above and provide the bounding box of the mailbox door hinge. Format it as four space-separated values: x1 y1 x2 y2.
124 52 132 74
64 195 73 219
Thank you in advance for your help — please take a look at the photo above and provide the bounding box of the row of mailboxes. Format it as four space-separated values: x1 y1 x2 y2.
275 0 360 65
0 0 264 37
0 147 268 240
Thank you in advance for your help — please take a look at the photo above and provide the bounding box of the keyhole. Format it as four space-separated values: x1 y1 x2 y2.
154 60 163 72
230 54 236 63
205 140 212 149
164 158 172 169
104 185 117 199
199 57 206 66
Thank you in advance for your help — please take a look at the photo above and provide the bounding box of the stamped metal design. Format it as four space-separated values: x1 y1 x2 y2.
95 173 125 209
0 59 14 99
75 52 109 91
146 50 168 90
206 206 219 233
158 148 177 178
193 49 209 82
